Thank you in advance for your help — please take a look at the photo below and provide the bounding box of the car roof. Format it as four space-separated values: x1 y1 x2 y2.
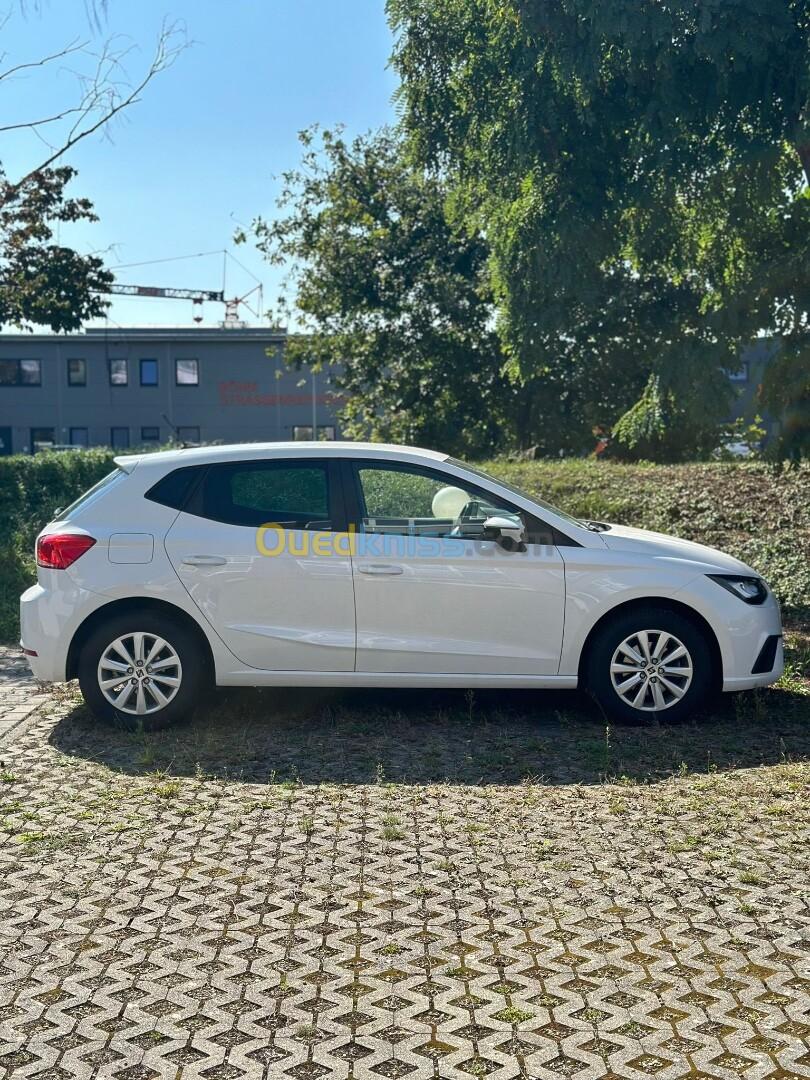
114 441 450 472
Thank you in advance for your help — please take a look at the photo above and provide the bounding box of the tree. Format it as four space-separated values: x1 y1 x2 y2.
0 164 112 331
243 127 529 457
0 9 186 331
387 0 810 458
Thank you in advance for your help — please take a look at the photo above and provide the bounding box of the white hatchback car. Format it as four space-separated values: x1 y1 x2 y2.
20 442 783 728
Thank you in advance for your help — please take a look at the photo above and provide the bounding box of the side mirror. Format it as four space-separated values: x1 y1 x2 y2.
483 515 527 550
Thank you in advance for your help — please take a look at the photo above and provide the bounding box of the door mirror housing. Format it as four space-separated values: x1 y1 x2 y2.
483 515 527 550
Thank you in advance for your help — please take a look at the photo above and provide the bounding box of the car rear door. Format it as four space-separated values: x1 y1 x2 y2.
163 456 356 671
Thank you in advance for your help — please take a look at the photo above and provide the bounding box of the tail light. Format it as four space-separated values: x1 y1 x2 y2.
36 533 96 569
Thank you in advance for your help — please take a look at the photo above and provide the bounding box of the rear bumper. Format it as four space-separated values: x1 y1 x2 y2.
20 579 102 683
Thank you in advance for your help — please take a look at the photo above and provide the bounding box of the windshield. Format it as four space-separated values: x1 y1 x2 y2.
446 459 586 528
56 468 125 521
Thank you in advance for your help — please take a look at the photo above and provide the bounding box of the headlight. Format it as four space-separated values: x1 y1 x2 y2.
707 574 768 605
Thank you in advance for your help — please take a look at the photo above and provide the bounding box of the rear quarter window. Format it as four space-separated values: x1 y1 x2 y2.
145 466 206 510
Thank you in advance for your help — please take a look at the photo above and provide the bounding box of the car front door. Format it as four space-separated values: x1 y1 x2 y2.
346 459 566 676
164 457 355 671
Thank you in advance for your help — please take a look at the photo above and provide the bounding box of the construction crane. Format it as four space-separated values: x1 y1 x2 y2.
101 281 263 327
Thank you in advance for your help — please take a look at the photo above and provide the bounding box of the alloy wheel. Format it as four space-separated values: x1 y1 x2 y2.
609 629 693 712
97 631 183 715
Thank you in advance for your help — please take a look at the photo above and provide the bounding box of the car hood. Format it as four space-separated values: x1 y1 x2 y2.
600 523 756 575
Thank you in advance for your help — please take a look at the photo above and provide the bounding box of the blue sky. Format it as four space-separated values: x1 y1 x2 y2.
2 1 397 328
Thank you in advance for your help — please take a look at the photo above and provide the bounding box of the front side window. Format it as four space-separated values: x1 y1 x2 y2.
0 359 41 386
447 458 586 529
175 358 199 385
140 358 158 386
354 463 521 540
67 358 86 386
109 358 128 386
111 426 130 449
199 461 330 528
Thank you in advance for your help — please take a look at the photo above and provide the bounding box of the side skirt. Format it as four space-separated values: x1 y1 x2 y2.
216 670 580 689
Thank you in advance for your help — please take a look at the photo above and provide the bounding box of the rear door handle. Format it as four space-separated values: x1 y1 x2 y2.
357 563 404 575
182 555 227 566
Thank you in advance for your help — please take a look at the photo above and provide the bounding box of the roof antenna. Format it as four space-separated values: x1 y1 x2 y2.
162 413 193 448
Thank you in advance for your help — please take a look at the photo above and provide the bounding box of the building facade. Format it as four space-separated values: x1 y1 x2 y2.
0 327 342 455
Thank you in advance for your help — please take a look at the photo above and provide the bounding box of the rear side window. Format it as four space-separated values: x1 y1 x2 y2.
58 469 125 520
199 461 330 528
145 466 205 510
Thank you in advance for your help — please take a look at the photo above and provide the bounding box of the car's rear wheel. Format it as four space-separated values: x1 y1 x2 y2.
585 607 713 723
78 611 207 730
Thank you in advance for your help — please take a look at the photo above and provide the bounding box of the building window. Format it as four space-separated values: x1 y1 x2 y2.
176 426 200 444
728 361 749 383
30 427 55 452
67 358 86 386
292 425 337 441
0 359 41 386
141 426 160 443
140 358 158 386
111 427 130 449
69 427 89 447
109 358 128 386
175 358 199 386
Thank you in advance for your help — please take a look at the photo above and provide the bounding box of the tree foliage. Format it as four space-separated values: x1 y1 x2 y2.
387 0 810 458
0 165 112 331
245 127 530 456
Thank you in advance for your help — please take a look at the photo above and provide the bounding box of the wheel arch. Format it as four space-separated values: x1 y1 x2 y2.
66 596 216 681
577 596 723 691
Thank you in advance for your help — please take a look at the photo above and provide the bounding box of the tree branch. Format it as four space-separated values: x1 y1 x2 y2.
2 19 189 199
797 139 810 189
0 105 84 133
0 37 86 83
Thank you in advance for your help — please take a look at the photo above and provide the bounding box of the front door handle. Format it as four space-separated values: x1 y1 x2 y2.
357 563 404 575
182 555 227 566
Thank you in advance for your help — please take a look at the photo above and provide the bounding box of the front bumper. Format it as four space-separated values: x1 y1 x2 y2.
722 634 784 692
670 572 784 692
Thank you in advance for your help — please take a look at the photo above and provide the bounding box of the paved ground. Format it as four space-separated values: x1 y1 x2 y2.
0 645 808 1080
0 650 51 748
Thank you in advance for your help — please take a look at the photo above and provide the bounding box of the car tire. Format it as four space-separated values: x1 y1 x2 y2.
78 610 208 731
585 607 713 724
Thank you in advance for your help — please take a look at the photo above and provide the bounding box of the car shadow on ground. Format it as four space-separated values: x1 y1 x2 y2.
47 682 810 786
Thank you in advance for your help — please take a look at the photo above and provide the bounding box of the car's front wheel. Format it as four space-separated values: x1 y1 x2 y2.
78 610 207 730
585 607 713 723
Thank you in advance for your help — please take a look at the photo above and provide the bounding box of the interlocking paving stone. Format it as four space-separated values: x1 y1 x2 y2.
0 648 50 747
0 657 808 1078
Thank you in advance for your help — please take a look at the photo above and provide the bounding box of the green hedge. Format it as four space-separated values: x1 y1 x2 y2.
0 448 115 640
1 450 807 643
